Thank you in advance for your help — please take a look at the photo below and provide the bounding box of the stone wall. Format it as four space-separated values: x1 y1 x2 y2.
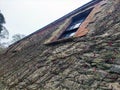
0 0 120 89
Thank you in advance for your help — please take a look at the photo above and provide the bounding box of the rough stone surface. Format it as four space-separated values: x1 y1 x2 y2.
0 0 120 90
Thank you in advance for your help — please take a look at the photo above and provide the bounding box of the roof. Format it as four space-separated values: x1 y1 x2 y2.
0 0 120 89
9 0 102 47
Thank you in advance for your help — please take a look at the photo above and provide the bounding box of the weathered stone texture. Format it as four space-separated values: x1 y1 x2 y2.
0 0 120 90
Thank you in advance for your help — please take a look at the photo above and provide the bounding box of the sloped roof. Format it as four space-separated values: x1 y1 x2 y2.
9 0 101 47
0 0 120 89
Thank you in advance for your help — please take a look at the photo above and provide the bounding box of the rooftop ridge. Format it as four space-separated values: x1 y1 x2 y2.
9 0 102 47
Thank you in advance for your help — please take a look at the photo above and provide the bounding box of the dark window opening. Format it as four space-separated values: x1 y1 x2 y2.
59 8 93 39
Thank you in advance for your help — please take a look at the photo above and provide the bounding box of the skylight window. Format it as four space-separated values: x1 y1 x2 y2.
58 8 93 39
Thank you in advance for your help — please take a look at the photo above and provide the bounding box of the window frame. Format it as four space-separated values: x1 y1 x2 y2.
58 8 93 40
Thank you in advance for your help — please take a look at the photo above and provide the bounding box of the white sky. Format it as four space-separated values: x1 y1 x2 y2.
0 0 91 39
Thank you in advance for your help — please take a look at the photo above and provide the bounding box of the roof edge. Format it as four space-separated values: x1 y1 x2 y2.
9 0 102 47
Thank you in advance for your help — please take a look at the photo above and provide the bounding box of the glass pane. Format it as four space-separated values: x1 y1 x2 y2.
69 32 75 36
67 25 74 31
73 23 80 29
64 33 71 37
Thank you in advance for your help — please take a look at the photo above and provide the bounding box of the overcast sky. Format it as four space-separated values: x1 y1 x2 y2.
0 0 91 39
